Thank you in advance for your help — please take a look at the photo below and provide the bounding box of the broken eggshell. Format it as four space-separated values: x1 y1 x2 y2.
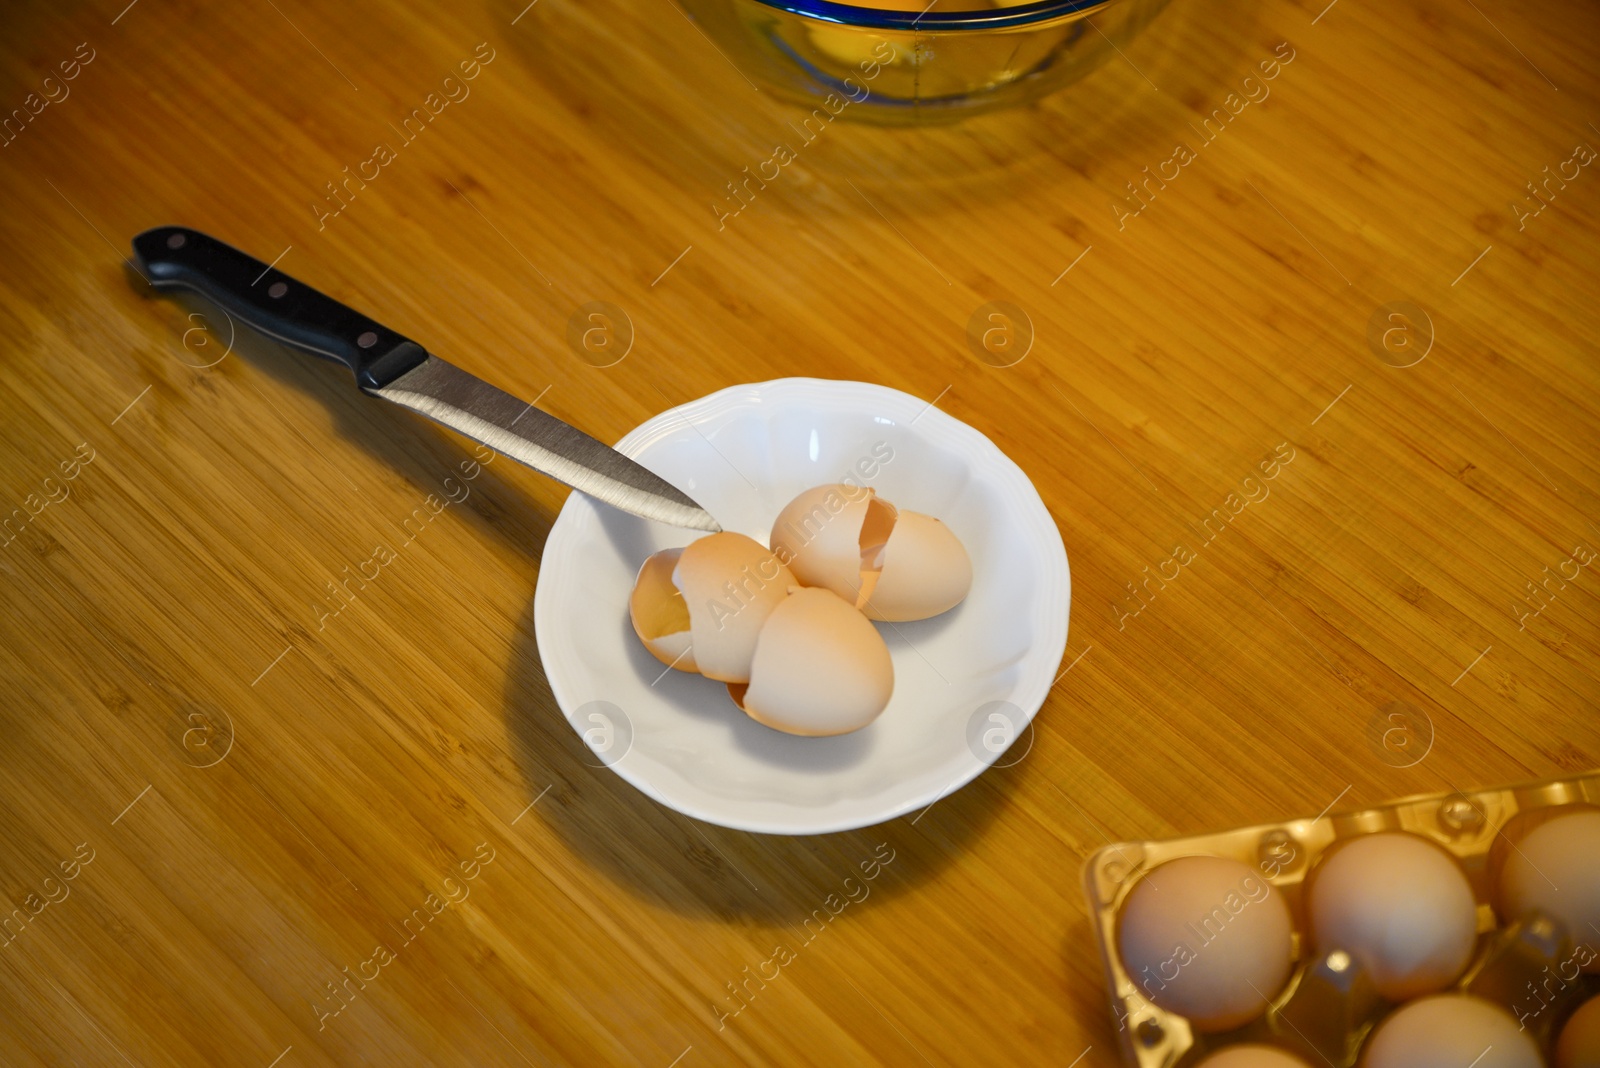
627 533 796 684
629 547 697 673
728 587 894 736
768 484 972 622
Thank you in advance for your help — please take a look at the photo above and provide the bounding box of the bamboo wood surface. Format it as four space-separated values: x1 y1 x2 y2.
1 0 1598 1063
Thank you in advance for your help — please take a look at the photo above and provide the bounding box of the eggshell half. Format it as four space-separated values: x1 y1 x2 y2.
1115 855 1295 1033
1197 1047 1314 1068
769 484 878 603
728 587 893 736
673 533 796 684
1361 995 1541 1068
628 547 697 674
861 511 972 622
1492 804 1600 973
1557 993 1600 1068
769 484 972 621
1306 831 1479 1001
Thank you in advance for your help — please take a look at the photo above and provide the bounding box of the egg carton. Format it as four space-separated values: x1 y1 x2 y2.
1082 772 1600 1066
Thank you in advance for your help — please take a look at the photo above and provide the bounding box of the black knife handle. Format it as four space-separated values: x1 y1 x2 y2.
131 226 428 391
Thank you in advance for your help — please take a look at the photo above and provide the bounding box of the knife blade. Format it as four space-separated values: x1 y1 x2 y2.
130 226 721 532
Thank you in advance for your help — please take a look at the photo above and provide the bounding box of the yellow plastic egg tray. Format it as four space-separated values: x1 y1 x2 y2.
1082 771 1600 1066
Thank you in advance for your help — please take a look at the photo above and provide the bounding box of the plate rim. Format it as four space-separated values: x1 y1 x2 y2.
532 376 1070 835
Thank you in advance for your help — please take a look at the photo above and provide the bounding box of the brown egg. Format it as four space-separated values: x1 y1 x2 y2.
1491 804 1600 973
1115 855 1295 1033
727 587 893 736
1305 831 1479 1001
1557 993 1600 1068
768 484 971 622
1197 1047 1314 1068
628 533 796 684
1361 994 1541 1068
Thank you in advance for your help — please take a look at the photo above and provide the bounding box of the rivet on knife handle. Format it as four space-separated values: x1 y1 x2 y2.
130 226 427 391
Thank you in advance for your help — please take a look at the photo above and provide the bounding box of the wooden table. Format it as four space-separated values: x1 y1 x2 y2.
2 0 1597 1062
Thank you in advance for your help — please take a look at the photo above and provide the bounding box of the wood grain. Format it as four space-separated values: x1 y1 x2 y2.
1 0 1597 1063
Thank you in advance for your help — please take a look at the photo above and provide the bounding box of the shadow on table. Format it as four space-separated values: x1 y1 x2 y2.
135 281 559 560
500 583 1026 923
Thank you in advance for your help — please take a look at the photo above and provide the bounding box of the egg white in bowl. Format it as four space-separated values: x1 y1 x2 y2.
532 378 1069 835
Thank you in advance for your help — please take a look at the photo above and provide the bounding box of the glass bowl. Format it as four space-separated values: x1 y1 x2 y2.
677 0 1174 124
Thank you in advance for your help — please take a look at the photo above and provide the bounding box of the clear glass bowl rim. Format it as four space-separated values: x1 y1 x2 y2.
736 0 1120 32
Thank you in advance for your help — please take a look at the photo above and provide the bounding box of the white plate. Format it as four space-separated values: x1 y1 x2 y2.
532 379 1069 835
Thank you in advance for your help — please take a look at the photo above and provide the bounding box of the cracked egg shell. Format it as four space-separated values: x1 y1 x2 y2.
769 484 878 601
629 547 697 674
768 484 971 622
861 511 972 622
628 533 796 685
727 587 893 736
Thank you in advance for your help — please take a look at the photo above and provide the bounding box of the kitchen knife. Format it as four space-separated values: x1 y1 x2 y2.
130 227 721 533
